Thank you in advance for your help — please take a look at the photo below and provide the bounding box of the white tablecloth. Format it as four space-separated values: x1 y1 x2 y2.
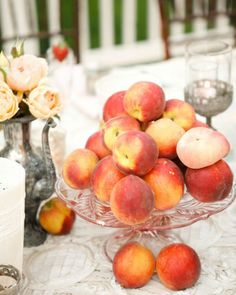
19 56 236 294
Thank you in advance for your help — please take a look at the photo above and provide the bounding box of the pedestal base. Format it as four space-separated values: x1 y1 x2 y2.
104 229 183 262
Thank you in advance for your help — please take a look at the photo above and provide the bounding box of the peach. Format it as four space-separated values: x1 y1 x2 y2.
163 99 196 131
185 159 233 202
146 118 185 159
39 197 76 235
113 241 155 288
123 81 165 122
103 115 140 150
85 130 111 159
102 90 127 122
62 148 98 189
176 127 230 169
156 243 201 291
110 175 154 225
91 155 125 202
112 130 158 176
144 158 184 210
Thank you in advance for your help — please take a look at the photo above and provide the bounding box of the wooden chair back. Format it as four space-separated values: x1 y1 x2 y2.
158 0 236 59
80 0 165 70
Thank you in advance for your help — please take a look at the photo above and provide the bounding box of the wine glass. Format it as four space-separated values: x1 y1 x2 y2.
184 40 233 127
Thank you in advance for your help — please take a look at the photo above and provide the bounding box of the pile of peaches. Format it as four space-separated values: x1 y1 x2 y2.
61 81 234 291
62 81 233 227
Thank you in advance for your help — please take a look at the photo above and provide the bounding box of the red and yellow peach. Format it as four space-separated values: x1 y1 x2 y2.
103 115 140 150
162 99 196 131
185 159 233 202
110 175 154 225
62 148 98 189
112 130 158 176
146 118 185 159
156 243 201 291
144 158 185 210
39 197 76 235
113 241 155 288
85 130 111 159
123 81 165 122
91 155 125 202
102 90 127 122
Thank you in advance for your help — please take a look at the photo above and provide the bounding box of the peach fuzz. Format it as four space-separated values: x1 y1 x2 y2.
185 159 233 202
39 197 76 235
62 148 98 189
146 118 185 159
177 127 230 169
85 130 111 159
156 243 201 291
110 175 154 225
163 99 196 131
144 158 184 210
112 130 158 176
113 241 155 288
102 90 127 122
123 81 165 122
103 115 140 150
91 155 125 202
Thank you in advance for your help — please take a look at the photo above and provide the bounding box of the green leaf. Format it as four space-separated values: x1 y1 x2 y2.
11 46 19 58
11 40 25 58
16 40 25 56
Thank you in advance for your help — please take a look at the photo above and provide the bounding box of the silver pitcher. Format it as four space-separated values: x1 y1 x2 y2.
0 116 57 247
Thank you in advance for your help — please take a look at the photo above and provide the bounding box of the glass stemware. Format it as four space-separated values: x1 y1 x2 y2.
184 40 233 127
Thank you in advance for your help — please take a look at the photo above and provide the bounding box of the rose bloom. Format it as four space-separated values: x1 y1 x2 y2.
26 83 61 119
0 81 19 122
6 54 48 92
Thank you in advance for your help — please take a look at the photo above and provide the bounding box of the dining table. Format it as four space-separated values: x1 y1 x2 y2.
15 53 236 294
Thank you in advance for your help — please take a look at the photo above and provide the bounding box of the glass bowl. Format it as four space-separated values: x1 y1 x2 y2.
56 178 236 260
56 177 236 231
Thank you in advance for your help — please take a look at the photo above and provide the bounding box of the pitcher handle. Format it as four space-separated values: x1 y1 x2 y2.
42 118 57 191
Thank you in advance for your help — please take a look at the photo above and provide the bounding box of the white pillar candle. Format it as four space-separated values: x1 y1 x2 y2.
0 157 25 273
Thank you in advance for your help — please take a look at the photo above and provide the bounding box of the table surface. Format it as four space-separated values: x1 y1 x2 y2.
21 56 236 295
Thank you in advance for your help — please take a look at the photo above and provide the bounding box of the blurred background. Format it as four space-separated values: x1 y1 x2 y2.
0 0 236 71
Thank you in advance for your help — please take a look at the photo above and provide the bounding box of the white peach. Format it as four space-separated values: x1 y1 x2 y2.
177 127 230 169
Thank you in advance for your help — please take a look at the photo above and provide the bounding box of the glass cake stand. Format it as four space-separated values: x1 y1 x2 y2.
55 177 236 261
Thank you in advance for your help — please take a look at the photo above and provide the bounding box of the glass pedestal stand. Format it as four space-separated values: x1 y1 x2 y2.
56 178 236 261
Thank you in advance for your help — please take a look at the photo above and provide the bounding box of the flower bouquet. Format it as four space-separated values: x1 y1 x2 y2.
0 41 61 122
0 42 62 246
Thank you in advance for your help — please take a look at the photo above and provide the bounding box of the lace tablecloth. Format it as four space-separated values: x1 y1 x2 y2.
22 206 236 295
22 56 236 294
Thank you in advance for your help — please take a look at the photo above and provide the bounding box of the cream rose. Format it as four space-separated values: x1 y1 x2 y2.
0 81 19 122
6 54 48 92
26 83 61 119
